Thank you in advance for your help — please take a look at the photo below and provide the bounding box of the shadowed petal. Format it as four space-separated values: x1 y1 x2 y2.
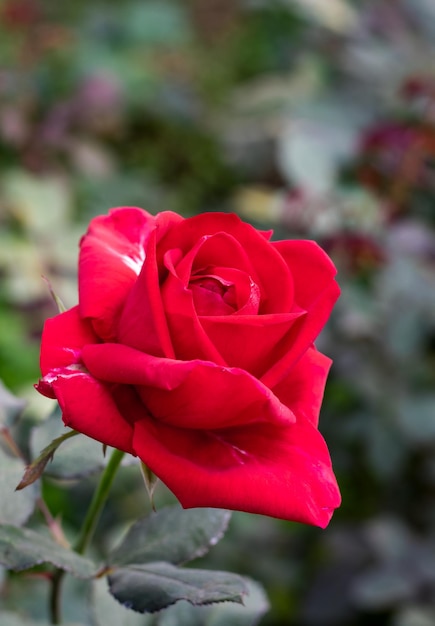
132 418 340 527
81 343 295 429
50 372 135 453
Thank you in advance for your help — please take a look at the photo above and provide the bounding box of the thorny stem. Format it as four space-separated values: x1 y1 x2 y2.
50 448 125 624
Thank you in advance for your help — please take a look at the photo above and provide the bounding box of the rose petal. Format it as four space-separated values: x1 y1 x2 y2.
259 240 340 388
40 306 97 377
81 343 295 429
157 213 294 313
117 229 176 358
79 207 155 340
200 311 304 376
50 372 135 453
272 347 332 427
273 239 338 310
191 266 260 315
161 242 227 363
132 418 340 527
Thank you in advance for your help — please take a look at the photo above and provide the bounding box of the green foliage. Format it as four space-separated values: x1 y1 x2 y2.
108 507 231 568
108 562 246 614
0 448 38 525
0 525 96 577
29 408 107 481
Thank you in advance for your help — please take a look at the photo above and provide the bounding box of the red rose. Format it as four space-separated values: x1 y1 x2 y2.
36 207 341 527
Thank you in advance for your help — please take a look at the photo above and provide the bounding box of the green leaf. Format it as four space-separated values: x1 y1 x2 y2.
0 381 26 427
155 577 269 626
108 506 231 567
30 408 107 480
0 525 97 578
92 577 153 626
108 562 247 613
16 430 79 490
0 448 38 526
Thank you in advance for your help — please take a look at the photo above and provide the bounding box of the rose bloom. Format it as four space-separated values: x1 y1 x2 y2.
37 208 341 527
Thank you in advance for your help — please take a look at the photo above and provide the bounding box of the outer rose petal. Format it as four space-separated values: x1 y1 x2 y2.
37 305 135 452
273 239 338 309
81 343 295 429
79 207 154 340
40 306 98 376
260 241 340 388
132 418 340 527
51 372 135 454
272 347 332 428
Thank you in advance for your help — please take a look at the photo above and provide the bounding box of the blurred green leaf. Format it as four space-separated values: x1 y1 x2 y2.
30 408 108 480
16 430 79 490
396 394 435 446
108 506 231 568
394 606 435 626
124 1 190 46
2 171 72 238
0 525 96 578
0 448 38 526
108 562 246 613
0 381 26 427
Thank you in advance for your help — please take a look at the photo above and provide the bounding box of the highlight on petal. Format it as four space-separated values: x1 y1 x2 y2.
79 207 156 340
117 229 176 358
132 418 341 527
51 371 135 454
40 306 97 377
81 343 295 430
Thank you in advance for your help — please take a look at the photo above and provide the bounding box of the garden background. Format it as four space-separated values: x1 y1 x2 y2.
1 1 435 624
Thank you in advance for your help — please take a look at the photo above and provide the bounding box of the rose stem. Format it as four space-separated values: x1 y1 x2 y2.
50 448 125 624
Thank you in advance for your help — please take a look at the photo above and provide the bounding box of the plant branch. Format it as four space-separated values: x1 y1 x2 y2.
49 447 125 623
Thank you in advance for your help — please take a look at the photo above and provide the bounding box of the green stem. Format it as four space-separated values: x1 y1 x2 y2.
74 448 124 555
50 448 125 624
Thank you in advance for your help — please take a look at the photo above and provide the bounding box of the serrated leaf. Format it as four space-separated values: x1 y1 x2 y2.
0 448 38 525
0 525 97 578
156 577 270 626
108 562 247 613
108 506 231 568
17 430 79 490
92 577 153 626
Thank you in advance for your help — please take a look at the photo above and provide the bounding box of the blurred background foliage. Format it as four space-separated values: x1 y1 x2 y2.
1 0 435 624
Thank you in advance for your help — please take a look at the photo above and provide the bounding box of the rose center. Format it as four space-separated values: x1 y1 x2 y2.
189 275 237 316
